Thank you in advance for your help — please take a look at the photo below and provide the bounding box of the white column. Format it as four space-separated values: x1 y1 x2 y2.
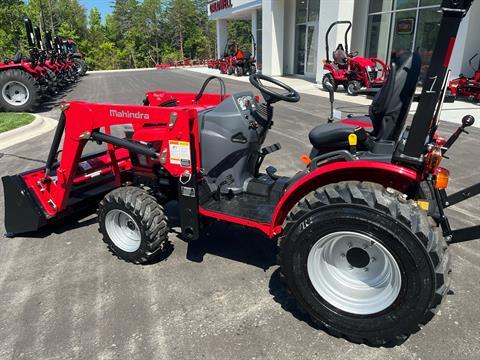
251 11 257 56
283 0 296 75
216 19 228 59
262 0 285 76
351 0 369 56
315 0 355 83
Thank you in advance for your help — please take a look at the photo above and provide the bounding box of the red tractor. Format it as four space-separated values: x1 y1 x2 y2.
322 21 388 95
448 53 480 102
217 37 256 77
3 0 478 347
63 39 88 76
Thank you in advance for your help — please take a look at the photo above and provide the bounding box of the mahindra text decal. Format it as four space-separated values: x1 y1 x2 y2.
109 109 150 120
209 0 232 13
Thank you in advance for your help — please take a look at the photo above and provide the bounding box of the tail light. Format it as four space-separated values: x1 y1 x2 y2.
434 167 450 189
425 146 443 172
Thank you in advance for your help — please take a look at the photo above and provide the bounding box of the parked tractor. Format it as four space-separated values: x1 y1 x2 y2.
217 36 257 77
322 21 388 95
448 53 480 102
63 40 88 76
3 0 477 347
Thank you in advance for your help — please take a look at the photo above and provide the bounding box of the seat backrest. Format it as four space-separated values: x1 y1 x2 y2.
369 52 421 141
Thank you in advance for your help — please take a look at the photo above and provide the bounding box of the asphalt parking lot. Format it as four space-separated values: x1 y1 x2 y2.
0 69 479 360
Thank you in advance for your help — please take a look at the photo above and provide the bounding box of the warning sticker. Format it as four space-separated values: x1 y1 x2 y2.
169 140 191 166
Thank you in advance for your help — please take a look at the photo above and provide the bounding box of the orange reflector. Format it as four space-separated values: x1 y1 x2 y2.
300 154 311 165
435 168 450 189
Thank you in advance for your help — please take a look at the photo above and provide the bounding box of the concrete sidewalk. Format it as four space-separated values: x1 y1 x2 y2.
0 114 57 151
186 66 480 127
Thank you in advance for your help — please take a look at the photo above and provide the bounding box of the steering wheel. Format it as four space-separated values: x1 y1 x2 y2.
249 74 300 104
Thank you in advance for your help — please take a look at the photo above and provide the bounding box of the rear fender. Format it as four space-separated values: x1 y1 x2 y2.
0 62 38 76
268 160 421 237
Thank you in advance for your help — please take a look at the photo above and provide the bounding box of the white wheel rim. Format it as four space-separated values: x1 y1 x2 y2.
307 231 402 315
105 209 141 252
2 81 30 106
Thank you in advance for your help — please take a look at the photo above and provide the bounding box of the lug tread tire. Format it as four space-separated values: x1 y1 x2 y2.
278 181 450 346
0 69 41 112
98 186 169 264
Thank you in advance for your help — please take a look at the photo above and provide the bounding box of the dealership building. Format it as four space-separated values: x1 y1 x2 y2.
208 0 480 84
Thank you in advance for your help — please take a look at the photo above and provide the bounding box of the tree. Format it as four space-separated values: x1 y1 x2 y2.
166 0 197 59
1 0 219 70
0 0 28 57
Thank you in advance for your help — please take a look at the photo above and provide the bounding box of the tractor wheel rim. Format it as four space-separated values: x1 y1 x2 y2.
2 81 30 106
307 231 402 315
105 209 141 252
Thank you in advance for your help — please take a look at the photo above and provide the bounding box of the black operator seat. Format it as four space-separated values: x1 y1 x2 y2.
309 53 421 155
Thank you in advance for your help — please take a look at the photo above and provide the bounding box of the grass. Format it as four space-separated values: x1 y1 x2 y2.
0 113 35 133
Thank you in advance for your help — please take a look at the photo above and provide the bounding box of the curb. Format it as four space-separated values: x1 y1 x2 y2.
0 114 58 151
88 68 157 74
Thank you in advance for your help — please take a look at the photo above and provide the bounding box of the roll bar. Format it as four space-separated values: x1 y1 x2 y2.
325 21 352 64
34 26 44 51
468 53 478 72
24 18 35 49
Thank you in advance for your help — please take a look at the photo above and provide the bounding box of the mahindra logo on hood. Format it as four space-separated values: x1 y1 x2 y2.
109 109 150 120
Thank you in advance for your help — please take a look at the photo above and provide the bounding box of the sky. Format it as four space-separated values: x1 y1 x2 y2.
80 0 113 19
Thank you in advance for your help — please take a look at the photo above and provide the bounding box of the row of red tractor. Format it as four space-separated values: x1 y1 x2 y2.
205 21 480 102
0 18 87 113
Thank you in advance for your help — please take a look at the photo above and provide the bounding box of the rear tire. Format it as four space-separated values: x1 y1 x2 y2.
278 181 450 346
227 66 234 75
0 69 41 112
98 186 169 264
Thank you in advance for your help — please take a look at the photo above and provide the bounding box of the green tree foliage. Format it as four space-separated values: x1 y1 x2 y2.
0 0 28 58
0 0 248 70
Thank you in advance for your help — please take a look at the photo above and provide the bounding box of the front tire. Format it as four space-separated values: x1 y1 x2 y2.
278 181 450 346
234 66 244 77
98 187 169 264
0 69 41 112
346 80 361 96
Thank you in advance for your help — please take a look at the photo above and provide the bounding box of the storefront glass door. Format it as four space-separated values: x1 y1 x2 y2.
295 0 320 78
365 0 442 82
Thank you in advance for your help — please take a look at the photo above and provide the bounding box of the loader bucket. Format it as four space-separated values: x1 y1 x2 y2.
2 174 47 236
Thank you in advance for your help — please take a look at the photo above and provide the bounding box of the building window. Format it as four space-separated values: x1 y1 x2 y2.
295 0 320 76
366 0 441 81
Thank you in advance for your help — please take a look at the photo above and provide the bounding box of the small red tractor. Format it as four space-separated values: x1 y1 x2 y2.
3 0 478 347
322 21 388 95
448 53 480 102
217 37 256 77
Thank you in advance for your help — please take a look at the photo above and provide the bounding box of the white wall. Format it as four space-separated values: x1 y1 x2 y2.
262 0 285 76
315 0 355 83
449 0 480 77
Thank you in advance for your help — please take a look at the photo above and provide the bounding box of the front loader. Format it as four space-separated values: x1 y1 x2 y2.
3 0 479 347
